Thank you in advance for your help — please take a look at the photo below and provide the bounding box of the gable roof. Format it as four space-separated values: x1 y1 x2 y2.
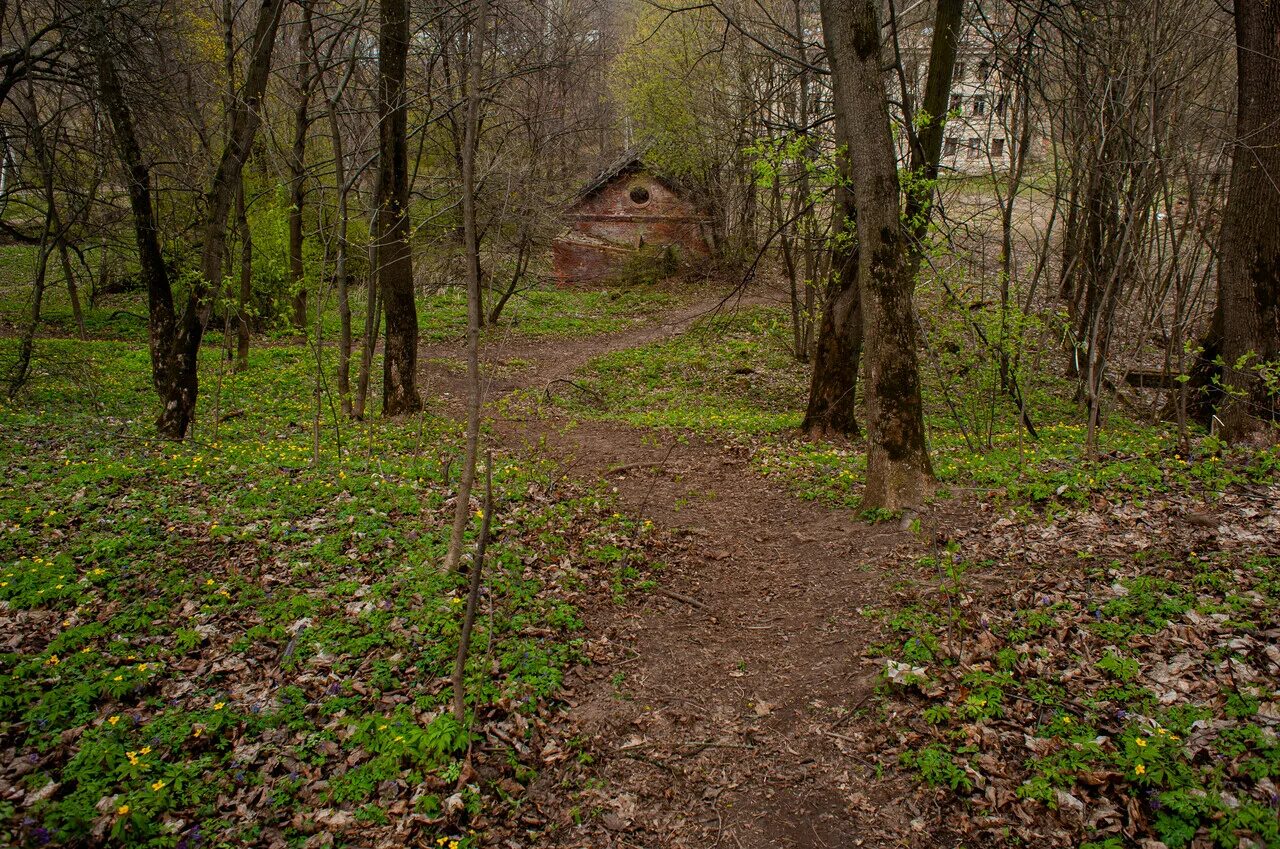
572 146 650 202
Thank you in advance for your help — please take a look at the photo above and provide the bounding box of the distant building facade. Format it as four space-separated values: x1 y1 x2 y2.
552 152 712 286
896 1 1033 175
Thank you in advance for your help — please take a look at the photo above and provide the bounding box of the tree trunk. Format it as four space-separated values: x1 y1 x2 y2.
1218 2 1280 443
445 0 489 573
90 27 183 434
288 0 314 331
7 193 52 396
801 26 862 438
902 0 963 251
235 179 253 372
802 177 861 436
822 0 933 508
329 91 354 416
804 0 960 441
154 0 282 438
377 0 422 416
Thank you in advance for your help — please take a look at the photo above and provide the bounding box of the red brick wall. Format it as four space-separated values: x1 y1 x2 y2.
553 169 712 286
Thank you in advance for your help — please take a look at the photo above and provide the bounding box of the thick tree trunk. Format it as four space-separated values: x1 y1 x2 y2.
95 0 283 438
804 0 960 441
91 31 183 433
377 0 422 416
822 0 933 509
802 178 861 436
802 24 862 438
1218 3 1280 443
154 0 283 439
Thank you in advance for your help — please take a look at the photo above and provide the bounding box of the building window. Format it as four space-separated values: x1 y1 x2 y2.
992 138 1006 157
944 137 958 157
629 185 651 205
954 61 966 81
995 94 1008 116
978 59 990 81
949 94 962 112
967 138 981 159
973 96 986 116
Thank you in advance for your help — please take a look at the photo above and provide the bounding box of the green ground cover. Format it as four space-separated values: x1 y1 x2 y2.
875 549 1280 849
547 304 1280 514
0 337 658 847
0 245 684 348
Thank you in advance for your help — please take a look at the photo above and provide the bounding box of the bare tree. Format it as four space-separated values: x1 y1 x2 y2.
445 0 489 574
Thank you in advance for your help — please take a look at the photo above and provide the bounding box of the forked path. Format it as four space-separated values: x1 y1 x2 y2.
423 291 966 848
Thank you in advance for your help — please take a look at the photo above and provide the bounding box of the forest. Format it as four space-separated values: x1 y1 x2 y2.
0 0 1278 847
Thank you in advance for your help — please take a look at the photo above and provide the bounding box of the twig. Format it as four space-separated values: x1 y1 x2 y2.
607 460 663 475
543 377 602 403
654 587 707 610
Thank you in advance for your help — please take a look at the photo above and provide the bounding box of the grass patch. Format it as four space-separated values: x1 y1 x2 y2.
540 303 1279 511
549 306 806 434
0 337 659 847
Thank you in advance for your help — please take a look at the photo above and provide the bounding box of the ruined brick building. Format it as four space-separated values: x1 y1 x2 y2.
552 152 712 286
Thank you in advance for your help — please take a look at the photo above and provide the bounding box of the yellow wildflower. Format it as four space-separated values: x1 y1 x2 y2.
1134 763 1146 775
213 702 225 711
108 715 120 725
151 780 166 792
1135 738 1147 747
117 804 130 816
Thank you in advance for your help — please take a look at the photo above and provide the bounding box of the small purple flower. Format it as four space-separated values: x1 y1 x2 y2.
1116 709 1128 720
28 752 38 763
326 681 341 695
31 826 51 845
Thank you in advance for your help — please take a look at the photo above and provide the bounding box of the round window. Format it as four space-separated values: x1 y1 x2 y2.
629 185 651 205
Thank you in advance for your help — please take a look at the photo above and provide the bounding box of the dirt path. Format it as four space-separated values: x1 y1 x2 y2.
423 289 967 848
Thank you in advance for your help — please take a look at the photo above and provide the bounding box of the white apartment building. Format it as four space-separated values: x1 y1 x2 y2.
896 1 1026 176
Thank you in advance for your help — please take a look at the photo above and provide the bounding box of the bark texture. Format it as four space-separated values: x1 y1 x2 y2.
803 0 961 441
801 172 861 437
288 0 314 331
821 0 933 508
1218 2 1280 443
377 0 422 416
